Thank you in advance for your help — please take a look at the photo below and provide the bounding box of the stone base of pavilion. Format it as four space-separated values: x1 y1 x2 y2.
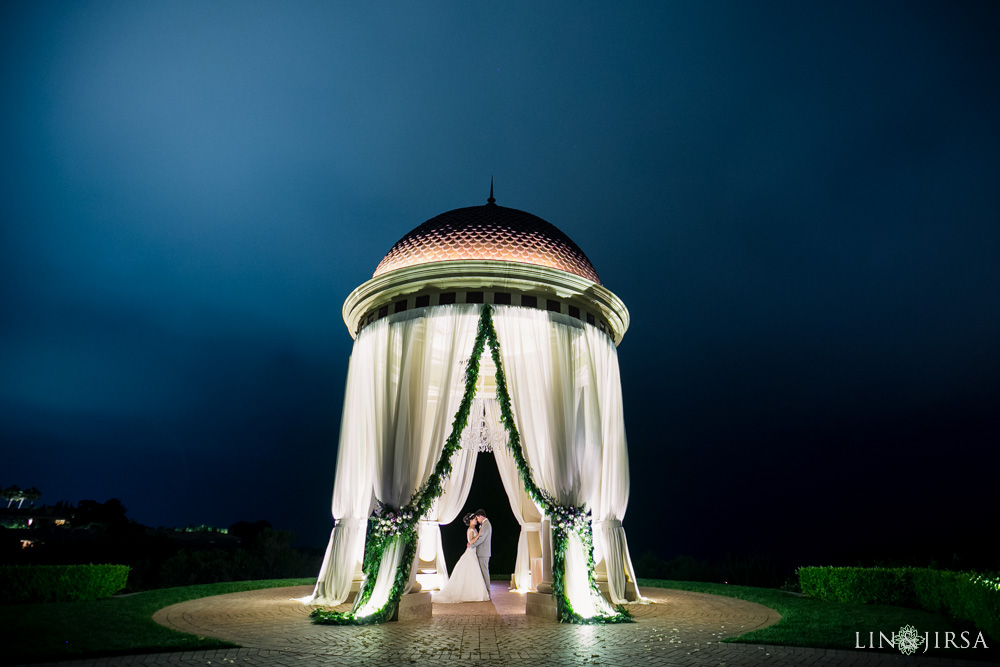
524 591 558 619
392 591 434 621
523 580 639 619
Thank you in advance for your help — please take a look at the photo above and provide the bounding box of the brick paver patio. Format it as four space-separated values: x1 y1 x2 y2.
18 584 996 666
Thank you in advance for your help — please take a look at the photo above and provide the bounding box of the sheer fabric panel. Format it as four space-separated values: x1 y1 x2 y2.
353 535 406 617
492 307 603 508
307 345 376 605
564 532 618 617
585 325 642 603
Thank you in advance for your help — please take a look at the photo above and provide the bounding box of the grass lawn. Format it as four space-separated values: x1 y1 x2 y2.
638 578 997 662
0 578 315 665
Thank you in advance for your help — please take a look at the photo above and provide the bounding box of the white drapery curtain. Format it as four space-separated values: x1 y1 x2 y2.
586 326 643 603
490 398 544 591
492 306 639 609
303 342 376 605
493 308 601 507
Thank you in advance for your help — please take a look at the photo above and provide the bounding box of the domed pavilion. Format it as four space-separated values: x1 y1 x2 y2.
305 187 641 624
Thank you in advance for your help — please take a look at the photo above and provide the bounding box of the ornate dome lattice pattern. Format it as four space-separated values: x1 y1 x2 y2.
373 203 601 284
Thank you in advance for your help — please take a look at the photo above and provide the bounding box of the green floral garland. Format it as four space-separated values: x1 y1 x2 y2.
311 304 631 625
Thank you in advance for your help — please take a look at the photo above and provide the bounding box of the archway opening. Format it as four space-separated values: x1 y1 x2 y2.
440 453 521 578
418 347 544 596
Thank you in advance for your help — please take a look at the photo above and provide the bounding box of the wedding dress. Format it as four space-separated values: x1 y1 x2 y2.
435 532 490 603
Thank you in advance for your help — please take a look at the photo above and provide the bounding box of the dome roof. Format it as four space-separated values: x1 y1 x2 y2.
373 200 601 284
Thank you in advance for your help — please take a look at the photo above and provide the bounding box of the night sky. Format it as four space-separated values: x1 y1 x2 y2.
2 2 998 570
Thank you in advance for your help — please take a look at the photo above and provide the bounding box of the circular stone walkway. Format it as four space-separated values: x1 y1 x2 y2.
152 583 778 664
24 584 992 666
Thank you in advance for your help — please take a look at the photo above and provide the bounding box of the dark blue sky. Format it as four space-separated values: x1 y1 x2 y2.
2 2 998 566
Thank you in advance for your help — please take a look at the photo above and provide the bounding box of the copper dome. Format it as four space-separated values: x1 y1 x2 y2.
373 201 601 284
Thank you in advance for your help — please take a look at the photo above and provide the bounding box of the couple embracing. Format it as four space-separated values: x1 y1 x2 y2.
435 509 492 603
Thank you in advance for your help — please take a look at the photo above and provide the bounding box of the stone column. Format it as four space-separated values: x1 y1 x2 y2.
536 517 554 594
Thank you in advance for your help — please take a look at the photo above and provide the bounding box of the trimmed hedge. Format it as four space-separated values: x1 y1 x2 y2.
799 566 999 641
0 564 130 604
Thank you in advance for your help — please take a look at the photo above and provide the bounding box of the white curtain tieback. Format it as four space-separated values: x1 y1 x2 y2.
592 519 622 529
335 517 366 528
522 522 543 531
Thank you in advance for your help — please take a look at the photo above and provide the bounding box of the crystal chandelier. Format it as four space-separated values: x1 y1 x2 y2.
460 398 506 453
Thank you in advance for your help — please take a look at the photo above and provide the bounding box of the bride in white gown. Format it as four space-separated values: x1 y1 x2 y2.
435 513 491 603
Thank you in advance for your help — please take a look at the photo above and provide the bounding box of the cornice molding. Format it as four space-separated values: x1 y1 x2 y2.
342 260 630 345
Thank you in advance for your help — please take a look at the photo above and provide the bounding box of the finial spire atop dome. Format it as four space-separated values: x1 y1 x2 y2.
487 176 496 205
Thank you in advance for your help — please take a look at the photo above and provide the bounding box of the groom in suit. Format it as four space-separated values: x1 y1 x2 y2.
471 509 492 598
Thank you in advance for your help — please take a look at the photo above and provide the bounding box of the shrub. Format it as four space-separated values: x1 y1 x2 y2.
799 566 1000 641
912 570 1000 642
798 566 917 605
0 564 130 603
155 528 315 588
